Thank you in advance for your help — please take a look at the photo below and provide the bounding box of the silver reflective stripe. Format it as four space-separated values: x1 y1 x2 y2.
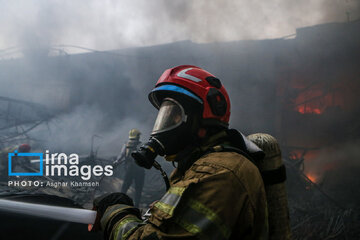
114 218 143 240
159 187 185 209
177 68 202 82
160 192 181 208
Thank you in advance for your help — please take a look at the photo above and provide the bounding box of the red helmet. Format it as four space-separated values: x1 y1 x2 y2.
18 144 31 153
149 65 231 127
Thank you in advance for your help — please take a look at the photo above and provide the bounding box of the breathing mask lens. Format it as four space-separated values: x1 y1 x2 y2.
152 98 186 134
132 97 196 168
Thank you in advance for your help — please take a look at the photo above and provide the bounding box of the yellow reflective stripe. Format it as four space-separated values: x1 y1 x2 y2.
154 186 186 215
122 225 139 240
176 218 201 234
113 216 142 240
154 201 175 216
167 186 185 195
175 207 226 239
188 199 231 239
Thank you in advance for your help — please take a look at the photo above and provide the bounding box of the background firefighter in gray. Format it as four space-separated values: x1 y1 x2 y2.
114 129 144 207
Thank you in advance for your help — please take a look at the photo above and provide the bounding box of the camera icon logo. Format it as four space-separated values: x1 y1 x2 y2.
8 150 43 176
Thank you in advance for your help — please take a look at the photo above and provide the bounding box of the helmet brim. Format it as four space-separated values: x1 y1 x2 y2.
148 84 203 109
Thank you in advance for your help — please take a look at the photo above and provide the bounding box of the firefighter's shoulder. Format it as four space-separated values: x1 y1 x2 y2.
193 151 261 180
148 151 265 239
189 151 264 199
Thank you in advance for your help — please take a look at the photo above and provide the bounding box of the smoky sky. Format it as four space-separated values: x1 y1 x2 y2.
0 0 359 52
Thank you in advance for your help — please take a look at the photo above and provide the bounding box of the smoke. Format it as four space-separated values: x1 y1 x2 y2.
0 3 359 238
0 0 358 218
301 139 360 206
0 0 359 52
31 105 152 155
304 140 360 179
0 1 359 163
0 49 158 154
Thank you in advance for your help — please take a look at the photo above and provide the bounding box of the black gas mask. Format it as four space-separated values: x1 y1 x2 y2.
132 97 199 169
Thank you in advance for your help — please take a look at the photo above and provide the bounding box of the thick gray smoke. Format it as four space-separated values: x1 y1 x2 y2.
1 3 360 238
0 0 359 51
0 51 158 155
31 105 152 155
0 1 359 157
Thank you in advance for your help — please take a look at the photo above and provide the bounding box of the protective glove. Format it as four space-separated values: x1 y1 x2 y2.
94 192 134 216
90 192 137 232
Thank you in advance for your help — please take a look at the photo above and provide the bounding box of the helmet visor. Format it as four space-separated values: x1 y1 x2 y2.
152 98 186 134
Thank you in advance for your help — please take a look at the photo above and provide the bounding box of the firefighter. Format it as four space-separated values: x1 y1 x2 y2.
114 129 144 207
92 65 268 240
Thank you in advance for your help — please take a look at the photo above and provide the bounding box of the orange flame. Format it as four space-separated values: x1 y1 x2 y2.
297 105 322 114
292 82 346 115
306 173 318 183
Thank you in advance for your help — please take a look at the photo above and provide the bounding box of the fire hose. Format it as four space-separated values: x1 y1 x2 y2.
0 199 97 224
0 155 170 224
